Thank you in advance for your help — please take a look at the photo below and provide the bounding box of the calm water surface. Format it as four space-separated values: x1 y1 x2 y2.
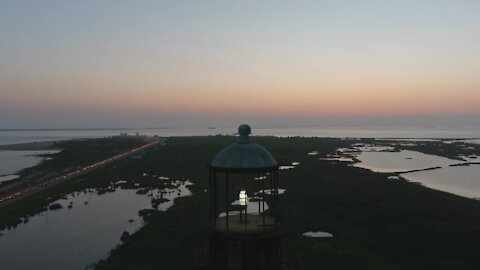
353 150 457 173
342 143 480 198
0 150 60 177
0 178 193 270
400 165 480 198
2 126 480 146
0 189 152 270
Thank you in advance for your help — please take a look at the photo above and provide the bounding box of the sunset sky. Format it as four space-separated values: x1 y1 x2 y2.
1 1 480 128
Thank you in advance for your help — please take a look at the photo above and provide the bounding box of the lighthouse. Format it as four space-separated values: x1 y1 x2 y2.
208 124 283 270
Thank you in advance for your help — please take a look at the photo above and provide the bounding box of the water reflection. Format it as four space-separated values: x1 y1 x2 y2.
464 139 480 145
354 150 455 173
255 189 286 195
0 180 193 270
400 165 480 199
0 150 61 176
0 189 150 270
0 174 20 183
319 156 355 162
335 142 480 198
218 197 268 217
303 231 333 238
150 180 193 211
279 161 300 170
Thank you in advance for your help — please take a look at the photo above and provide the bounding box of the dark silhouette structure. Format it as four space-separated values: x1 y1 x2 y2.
208 124 283 270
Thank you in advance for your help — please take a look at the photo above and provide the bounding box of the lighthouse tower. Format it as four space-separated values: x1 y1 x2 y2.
208 124 283 270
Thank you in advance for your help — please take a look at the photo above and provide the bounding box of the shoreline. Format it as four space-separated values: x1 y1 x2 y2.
1 136 479 149
1 135 479 199
2 126 480 146
0 140 65 151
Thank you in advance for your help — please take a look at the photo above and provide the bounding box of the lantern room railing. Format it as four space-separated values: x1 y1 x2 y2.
209 167 280 233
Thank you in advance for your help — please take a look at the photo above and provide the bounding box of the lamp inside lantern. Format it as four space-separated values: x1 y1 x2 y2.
239 189 248 206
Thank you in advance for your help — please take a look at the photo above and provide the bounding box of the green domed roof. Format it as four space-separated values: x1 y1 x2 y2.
210 125 277 170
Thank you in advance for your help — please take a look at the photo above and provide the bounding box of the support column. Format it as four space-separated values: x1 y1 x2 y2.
213 172 218 227
225 173 229 231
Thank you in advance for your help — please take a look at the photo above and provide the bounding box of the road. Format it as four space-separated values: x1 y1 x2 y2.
0 137 162 207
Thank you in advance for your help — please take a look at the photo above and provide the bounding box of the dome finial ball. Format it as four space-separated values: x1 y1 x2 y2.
238 124 251 135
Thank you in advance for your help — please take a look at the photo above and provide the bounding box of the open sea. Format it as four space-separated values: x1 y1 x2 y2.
1 126 480 146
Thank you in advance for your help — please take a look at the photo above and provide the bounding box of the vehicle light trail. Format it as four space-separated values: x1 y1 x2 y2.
0 138 161 206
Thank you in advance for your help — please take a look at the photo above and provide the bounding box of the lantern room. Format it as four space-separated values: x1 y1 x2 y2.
208 124 283 270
